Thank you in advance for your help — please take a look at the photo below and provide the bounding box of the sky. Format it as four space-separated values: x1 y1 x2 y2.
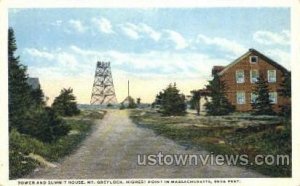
9 8 290 104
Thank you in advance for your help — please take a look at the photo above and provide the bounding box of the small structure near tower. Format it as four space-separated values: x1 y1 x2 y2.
90 61 117 105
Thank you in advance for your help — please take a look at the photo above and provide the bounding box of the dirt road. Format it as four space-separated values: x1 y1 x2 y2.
28 110 265 178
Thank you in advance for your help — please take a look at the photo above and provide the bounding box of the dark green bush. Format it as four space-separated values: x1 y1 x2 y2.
20 107 70 143
155 83 186 116
52 88 80 117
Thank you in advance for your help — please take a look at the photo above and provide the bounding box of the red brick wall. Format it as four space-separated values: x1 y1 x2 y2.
220 52 289 113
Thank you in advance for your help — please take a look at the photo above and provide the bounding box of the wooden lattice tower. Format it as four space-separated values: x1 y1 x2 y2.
90 61 117 105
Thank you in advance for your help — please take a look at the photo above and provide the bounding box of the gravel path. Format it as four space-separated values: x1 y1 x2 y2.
27 110 265 179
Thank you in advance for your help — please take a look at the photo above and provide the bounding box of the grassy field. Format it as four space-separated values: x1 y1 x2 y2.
9 110 106 179
129 109 291 177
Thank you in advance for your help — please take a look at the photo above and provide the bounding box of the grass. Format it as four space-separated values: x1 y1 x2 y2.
9 110 105 179
129 109 291 177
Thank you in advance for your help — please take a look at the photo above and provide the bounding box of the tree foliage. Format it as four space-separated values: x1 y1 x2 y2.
190 90 201 116
127 96 137 108
52 88 80 116
8 28 33 130
22 107 70 142
251 76 275 115
136 98 141 105
8 27 69 143
204 75 235 115
278 72 291 117
155 83 186 116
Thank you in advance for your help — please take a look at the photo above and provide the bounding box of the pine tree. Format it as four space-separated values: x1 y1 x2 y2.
8 27 69 142
204 75 235 115
252 76 275 115
157 83 186 116
278 72 291 117
8 27 33 130
52 88 80 116
190 90 201 116
30 85 46 106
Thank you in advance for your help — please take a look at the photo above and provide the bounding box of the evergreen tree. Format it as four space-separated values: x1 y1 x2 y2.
252 76 275 115
154 91 163 106
30 85 46 107
136 98 141 105
157 83 186 116
278 72 291 117
8 27 32 130
190 90 201 116
204 75 235 115
52 88 80 116
22 107 70 142
8 27 70 142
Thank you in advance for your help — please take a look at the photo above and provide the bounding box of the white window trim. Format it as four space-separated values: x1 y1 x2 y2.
250 56 258 64
250 69 259 83
268 70 276 83
269 92 278 104
236 70 245 84
236 91 246 105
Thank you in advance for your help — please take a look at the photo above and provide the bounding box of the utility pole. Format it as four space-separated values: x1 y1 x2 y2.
128 80 130 98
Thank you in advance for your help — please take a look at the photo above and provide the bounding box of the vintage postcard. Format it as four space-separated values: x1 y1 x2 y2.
1 0 300 185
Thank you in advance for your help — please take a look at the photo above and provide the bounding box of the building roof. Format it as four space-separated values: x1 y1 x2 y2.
27 77 40 90
218 48 289 76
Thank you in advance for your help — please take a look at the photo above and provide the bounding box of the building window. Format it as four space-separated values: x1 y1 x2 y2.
251 93 258 103
268 70 276 83
237 91 246 104
250 70 259 83
250 56 258 63
269 92 277 104
236 70 245 83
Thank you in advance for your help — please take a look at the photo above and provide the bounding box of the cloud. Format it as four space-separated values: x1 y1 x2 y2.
253 30 290 45
163 30 188 50
139 23 161 42
68 19 86 33
196 34 247 56
265 49 290 69
120 23 140 40
69 45 227 77
119 22 161 42
92 17 114 34
24 48 55 61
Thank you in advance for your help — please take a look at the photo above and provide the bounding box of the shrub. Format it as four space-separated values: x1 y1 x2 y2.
155 83 186 116
52 88 80 116
20 107 70 143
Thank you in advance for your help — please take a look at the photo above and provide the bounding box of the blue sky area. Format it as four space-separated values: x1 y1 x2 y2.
9 8 291 104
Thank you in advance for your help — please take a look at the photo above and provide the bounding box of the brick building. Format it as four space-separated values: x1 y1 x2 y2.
212 48 290 113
